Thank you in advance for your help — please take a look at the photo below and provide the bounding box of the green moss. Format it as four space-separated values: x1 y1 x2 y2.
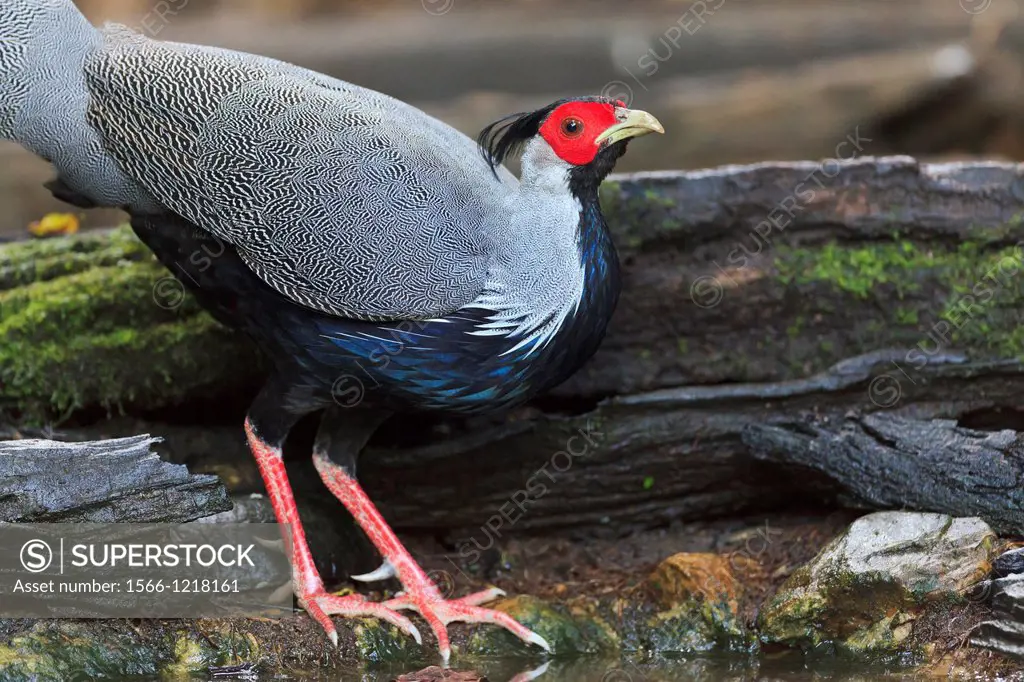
0 228 263 420
643 598 754 655
1 261 204 345
775 238 1024 359
566 598 619 650
0 227 152 290
895 307 919 325
778 240 932 297
2 310 260 419
466 595 610 658
162 634 208 679
599 180 679 250
0 621 266 682
758 587 830 648
838 613 915 658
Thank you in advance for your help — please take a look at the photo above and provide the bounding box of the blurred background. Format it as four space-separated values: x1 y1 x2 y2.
3 0 1024 237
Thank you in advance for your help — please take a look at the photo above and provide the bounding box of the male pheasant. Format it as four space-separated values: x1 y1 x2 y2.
0 0 663 662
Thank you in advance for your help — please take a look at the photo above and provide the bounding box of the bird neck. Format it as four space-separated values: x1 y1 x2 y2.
469 170 620 369
547 177 622 382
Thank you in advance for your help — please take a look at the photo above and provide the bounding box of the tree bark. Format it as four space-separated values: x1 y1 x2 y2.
743 411 1024 536
363 351 1024 538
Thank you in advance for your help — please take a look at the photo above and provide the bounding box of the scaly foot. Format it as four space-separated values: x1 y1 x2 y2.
314 451 551 663
383 581 549 664
245 419 422 647
300 589 422 646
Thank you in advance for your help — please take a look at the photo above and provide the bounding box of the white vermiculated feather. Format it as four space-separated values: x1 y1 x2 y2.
0 0 150 208
0 0 588 343
84 25 507 321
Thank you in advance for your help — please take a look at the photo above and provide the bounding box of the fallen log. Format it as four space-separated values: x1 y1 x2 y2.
13 350 1024 541
0 435 230 523
361 351 1024 539
6 157 1024 420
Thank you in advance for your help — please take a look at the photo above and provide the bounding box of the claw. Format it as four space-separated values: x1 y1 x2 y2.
253 535 286 552
267 581 294 605
526 631 552 653
351 560 396 583
511 661 552 682
313 450 548 662
456 586 505 606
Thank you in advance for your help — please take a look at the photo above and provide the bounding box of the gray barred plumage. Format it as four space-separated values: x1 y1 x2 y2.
0 0 150 209
0 0 551 323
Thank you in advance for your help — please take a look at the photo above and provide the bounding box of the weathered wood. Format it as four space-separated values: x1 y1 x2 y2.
971 548 1024 660
743 412 1024 536
5 158 1024 537
0 435 231 522
360 351 1024 538
10 349 1024 542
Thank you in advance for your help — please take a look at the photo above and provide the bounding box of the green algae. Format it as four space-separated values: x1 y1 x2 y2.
0 623 166 682
0 621 263 682
353 620 424 664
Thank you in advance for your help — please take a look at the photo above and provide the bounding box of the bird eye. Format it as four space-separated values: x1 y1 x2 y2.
560 117 584 138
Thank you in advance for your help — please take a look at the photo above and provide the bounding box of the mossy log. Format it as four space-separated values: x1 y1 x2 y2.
6 157 1024 416
6 157 1024 534
0 228 264 418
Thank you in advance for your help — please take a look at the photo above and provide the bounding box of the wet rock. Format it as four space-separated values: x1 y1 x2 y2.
993 546 1024 578
759 512 996 656
0 620 258 682
989 575 1024 621
969 545 1024 659
641 553 757 654
647 553 746 609
465 595 613 658
971 620 1024 661
353 618 426 664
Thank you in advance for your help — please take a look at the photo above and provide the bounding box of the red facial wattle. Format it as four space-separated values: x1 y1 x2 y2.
538 101 619 166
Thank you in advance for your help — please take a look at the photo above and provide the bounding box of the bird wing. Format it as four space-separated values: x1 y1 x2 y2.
84 26 507 321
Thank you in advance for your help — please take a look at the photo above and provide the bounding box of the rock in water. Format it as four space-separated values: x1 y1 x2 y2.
759 511 996 655
642 552 757 653
971 545 1024 659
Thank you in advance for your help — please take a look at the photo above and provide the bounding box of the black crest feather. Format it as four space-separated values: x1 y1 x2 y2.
477 96 614 178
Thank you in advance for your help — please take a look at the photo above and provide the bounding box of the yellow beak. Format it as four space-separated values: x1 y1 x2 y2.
594 107 665 146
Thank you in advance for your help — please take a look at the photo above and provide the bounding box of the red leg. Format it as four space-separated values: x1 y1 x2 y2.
244 419 421 645
313 450 551 664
